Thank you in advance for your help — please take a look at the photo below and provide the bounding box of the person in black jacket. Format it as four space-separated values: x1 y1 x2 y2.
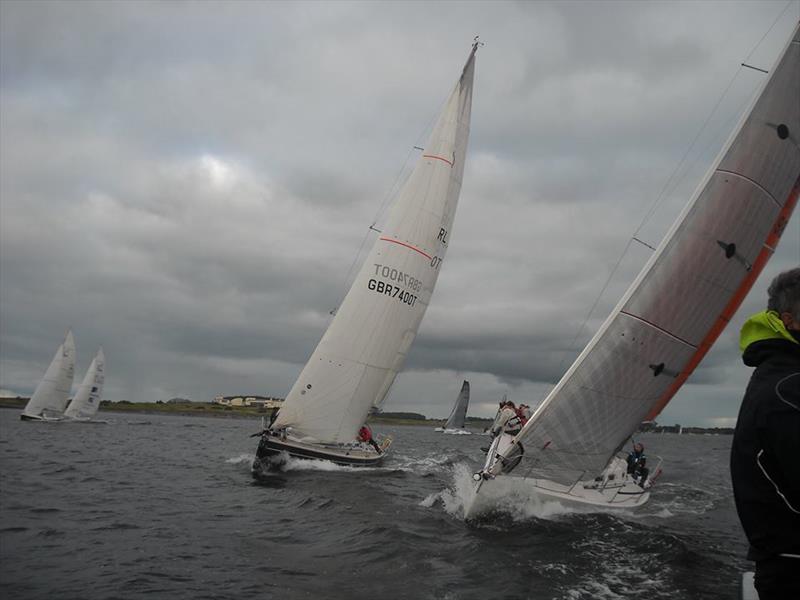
731 267 800 600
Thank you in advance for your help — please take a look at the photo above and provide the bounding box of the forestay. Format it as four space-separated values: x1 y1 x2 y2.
22 330 76 419
273 45 477 443
500 23 800 485
444 380 471 429
64 348 105 420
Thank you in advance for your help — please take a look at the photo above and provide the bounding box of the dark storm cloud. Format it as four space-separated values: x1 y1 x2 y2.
1 1 797 424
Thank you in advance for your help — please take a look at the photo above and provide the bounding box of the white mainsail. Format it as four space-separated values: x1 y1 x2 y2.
489 23 800 485
21 330 76 419
64 348 105 420
273 44 477 444
444 380 470 430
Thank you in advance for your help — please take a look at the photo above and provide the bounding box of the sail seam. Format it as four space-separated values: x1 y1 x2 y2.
645 176 800 421
423 154 454 167
716 169 781 208
618 311 698 349
379 237 432 259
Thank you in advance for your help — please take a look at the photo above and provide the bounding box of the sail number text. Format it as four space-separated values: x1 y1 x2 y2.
372 264 422 291
367 279 418 307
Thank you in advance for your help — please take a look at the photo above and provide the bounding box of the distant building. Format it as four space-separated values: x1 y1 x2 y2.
214 395 283 409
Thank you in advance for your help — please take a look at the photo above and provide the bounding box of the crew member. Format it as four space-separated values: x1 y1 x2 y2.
731 267 800 600
358 424 382 454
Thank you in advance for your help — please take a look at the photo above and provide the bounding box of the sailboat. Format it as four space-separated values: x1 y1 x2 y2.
20 330 76 421
435 380 471 434
468 22 799 514
63 348 106 422
253 40 478 470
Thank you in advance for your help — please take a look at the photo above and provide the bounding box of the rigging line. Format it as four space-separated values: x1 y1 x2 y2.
741 0 795 67
372 85 450 229
633 5 791 240
537 237 637 404
329 75 452 313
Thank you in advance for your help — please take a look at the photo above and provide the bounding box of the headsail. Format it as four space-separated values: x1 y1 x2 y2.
444 380 471 429
272 43 478 443
21 330 76 419
64 347 105 420
491 23 800 485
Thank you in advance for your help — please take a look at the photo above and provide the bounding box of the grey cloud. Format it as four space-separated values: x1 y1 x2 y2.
1 1 797 425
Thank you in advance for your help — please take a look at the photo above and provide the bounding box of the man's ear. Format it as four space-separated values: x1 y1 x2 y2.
779 311 797 330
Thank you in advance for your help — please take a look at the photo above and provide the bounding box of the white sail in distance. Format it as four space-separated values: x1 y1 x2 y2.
64 348 105 420
21 330 76 419
492 23 800 485
273 44 477 443
444 380 470 430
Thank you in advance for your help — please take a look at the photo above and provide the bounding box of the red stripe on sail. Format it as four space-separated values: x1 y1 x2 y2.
379 237 432 260
423 154 454 167
645 176 800 421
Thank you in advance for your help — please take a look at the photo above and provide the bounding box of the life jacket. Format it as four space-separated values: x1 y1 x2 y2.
358 427 372 442
504 414 522 434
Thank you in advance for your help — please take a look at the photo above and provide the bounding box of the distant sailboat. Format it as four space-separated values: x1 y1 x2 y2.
469 22 800 514
63 348 106 422
435 380 471 434
20 330 76 421
253 40 479 470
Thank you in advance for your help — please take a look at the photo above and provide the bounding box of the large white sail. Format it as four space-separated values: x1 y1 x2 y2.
21 330 76 419
273 45 477 443
492 23 800 485
444 380 470 430
64 348 105 420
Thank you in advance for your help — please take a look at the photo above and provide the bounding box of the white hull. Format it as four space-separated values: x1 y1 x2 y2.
468 453 652 517
525 475 649 508
20 412 64 422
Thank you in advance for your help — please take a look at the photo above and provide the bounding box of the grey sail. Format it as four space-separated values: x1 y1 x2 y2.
443 380 470 429
484 22 800 488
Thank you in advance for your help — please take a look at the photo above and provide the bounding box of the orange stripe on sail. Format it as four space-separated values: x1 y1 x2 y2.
423 154 454 167
645 176 800 421
379 237 432 260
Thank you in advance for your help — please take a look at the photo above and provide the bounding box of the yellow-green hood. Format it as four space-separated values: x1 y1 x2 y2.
739 310 799 353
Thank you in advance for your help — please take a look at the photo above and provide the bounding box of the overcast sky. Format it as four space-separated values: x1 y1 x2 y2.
1 1 798 426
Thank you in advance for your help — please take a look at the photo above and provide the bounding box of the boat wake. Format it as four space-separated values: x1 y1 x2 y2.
225 453 255 465
423 464 643 522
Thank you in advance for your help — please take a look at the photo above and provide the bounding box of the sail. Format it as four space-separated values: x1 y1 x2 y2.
273 45 477 443
500 24 800 485
64 348 105 419
444 380 470 429
22 330 76 418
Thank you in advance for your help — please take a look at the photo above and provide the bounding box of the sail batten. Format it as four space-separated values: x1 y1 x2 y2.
493 23 799 485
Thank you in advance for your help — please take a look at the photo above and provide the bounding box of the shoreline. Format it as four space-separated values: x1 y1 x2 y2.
0 398 462 427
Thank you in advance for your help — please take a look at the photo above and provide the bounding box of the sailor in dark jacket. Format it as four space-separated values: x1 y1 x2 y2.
731 268 800 600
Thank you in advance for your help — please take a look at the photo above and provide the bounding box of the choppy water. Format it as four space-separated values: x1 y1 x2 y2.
0 409 749 599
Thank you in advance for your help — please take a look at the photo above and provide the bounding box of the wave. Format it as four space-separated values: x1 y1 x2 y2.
225 453 255 465
423 463 646 522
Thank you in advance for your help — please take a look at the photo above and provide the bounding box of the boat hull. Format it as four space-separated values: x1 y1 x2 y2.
253 433 388 471
20 413 63 422
527 476 650 508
